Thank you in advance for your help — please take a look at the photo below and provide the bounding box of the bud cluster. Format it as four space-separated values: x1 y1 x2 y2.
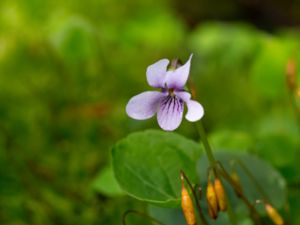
206 176 227 220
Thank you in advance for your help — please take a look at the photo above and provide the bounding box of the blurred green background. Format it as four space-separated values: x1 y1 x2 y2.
1 0 300 224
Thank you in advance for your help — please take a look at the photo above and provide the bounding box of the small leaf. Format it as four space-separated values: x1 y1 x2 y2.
112 130 201 207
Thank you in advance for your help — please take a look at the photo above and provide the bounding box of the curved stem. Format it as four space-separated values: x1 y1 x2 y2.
122 210 166 225
196 121 216 167
235 159 270 203
216 162 262 225
196 121 239 225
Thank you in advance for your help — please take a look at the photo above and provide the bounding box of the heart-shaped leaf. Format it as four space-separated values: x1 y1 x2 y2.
112 130 201 207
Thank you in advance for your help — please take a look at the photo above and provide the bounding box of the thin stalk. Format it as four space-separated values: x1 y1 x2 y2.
196 122 239 225
216 163 262 225
235 159 270 203
196 121 216 167
122 210 166 225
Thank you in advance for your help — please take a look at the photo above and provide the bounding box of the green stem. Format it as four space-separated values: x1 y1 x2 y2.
236 159 270 203
216 163 262 225
196 121 239 225
196 120 216 166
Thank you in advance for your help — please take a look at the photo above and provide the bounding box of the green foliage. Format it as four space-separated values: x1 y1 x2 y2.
1 0 300 224
112 130 201 207
250 36 291 99
198 153 286 211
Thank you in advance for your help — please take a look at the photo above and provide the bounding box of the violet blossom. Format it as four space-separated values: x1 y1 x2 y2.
126 54 204 131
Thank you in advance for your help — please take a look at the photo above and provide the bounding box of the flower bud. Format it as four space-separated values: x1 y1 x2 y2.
214 178 227 211
181 175 197 225
230 171 243 197
206 180 218 219
297 88 300 99
265 203 284 225
286 58 297 91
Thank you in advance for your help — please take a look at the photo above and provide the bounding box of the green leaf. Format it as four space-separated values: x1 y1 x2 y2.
112 129 201 207
197 152 287 213
92 165 124 197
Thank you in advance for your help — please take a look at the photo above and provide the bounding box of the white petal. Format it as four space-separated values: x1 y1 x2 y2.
157 96 184 131
146 59 169 88
185 100 204 122
165 54 193 89
126 91 165 120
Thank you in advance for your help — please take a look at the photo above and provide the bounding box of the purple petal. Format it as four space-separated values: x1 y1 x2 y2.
126 91 166 120
165 54 193 89
175 91 191 102
185 100 204 122
146 59 169 88
157 96 184 131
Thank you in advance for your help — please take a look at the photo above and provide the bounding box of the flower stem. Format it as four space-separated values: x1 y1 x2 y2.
216 163 262 225
235 159 270 202
196 120 216 167
196 121 239 225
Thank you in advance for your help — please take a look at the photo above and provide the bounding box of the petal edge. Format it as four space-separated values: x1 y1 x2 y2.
146 59 169 88
126 91 165 120
185 100 204 122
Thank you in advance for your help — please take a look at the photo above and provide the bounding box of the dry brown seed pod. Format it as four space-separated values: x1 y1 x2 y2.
286 58 297 90
265 203 284 225
214 179 227 212
206 180 218 219
181 175 197 225
230 171 243 197
296 88 300 99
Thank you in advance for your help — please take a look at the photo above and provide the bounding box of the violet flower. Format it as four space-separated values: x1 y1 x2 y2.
126 54 204 131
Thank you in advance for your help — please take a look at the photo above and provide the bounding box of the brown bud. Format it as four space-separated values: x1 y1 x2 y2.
214 179 227 212
265 204 284 225
286 58 297 90
230 171 243 197
297 88 300 99
206 180 218 219
181 175 197 225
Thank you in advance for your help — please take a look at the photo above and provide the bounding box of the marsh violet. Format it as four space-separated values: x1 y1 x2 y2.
126 54 204 131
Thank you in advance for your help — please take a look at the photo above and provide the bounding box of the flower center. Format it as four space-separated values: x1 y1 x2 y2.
168 88 175 97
